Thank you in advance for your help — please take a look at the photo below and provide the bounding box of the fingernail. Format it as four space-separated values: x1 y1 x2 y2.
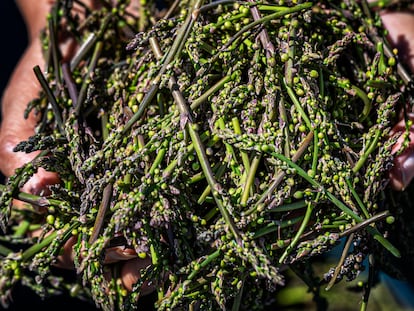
401 152 414 190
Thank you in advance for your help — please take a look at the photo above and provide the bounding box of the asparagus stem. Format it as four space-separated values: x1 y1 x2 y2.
75 41 104 116
240 154 261 206
21 221 79 261
190 76 232 110
33 66 64 133
279 198 316 264
0 184 67 209
247 0 275 56
346 178 370 219
339 210 389 238
245 131 313 216
187 249 221 280
360 254 375 311
352 129 381 173
325 233 354 291
89 183 113 244
48 8 62 87
283 78 312 129
232 117 251 174
222 3 313 52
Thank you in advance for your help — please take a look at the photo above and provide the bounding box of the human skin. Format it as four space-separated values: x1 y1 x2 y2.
380 10 414 191
0 0 150 292
0 0 413 294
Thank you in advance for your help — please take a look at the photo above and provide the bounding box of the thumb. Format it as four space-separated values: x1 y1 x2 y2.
389 147 414 191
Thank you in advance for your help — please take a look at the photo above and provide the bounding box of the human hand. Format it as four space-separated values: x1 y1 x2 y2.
0 0 151 293
379 10 414 191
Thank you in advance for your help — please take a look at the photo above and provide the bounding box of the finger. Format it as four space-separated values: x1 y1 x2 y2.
54 236 77 269
20 167 60 196
389 114 414 191
380 11 414 74
104 246 137 264
120 257 153 293
389 147 414 191
389 113 414 137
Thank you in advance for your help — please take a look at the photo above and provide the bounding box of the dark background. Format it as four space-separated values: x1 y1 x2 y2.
0 1 27 102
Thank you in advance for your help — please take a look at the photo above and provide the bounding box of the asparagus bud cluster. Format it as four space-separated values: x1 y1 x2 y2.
0 0 412 310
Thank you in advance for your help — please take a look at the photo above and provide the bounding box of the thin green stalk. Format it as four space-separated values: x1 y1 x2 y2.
88 183 113 244
351 84 371 122
149 148 167 175
13 219 31 238
267 149 399 256
70 12 113 71
217 117 240 175
75 40 104 116
376 41 387 75
163 145 194 179
232 117 250 173
366 226 400 258
338 210 400 258
48 10 62 87
190 76 232 110
283 78 312 129
270 150 361 222
267 200 307 213
188 249 221 280
163 0 181 19
0 184 67 209
231 273 246 311
0 244 12 257
182 86 242 242
70 33 97 71
352 129 381 173
325 233 354 291
101 112 109 143
257 4 298 11
240 155 261 206
279 97 291 157
33 65 64 133
197 164 226 204
312 128 319 175
279 199 315 264
21 222 79 261
345 177 370 219
244 131 313 216
360 254 375 311
253 216 303 239
162 130 211 179
222 2 313 52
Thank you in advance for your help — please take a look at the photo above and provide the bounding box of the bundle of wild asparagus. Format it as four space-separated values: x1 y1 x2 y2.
0 0 412 310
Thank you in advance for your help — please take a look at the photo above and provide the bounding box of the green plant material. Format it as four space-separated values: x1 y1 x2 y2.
0 0 412 310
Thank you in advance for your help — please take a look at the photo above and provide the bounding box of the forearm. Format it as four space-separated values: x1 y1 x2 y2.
3 0 99 125
15 0 53 41
2 0 53 130
0 1 97 177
